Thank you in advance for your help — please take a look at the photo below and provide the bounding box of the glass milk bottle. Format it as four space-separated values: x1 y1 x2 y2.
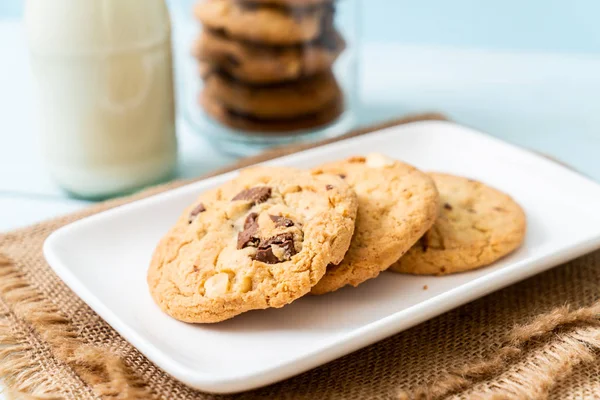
25 0 177 199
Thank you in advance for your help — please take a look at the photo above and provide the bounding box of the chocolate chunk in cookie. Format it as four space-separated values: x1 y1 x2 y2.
244 212 259 229
254 233 297 264
262 233 296 255
232 186 272 204
237 212 260 249
188 203 206 223
269 214 295 227
254 247 279 264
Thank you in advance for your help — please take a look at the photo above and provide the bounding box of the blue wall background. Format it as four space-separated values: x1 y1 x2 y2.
363 0 600 53
0 0 21 18
4 0 600 54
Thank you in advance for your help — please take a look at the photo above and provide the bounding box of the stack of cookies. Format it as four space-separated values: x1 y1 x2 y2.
192 0 345 132
148 154 527 323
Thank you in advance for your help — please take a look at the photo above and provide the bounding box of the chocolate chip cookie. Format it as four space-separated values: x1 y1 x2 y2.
193 29 345 84
147 167 358 323
200 90 343 132
194 0 333 45
310 154 440 294
389 173 526 275
202 70 341 119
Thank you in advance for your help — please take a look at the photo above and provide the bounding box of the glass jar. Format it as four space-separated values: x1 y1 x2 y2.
171 0 360 155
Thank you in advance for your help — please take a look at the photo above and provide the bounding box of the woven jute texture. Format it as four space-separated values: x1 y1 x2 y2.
2 113 600 400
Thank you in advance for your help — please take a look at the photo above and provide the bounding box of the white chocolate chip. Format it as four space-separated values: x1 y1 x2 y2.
239 276 252 293
204 273 230 297
366 153 395 168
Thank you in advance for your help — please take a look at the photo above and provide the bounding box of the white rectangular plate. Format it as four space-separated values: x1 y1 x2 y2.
44 121 600 394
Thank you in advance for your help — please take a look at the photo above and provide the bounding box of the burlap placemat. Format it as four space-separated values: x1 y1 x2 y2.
2 113 600 400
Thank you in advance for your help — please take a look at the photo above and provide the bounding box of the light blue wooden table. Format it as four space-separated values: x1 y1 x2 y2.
2 1 600 232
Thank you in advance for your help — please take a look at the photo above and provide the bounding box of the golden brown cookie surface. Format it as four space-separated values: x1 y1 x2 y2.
194 0 333 45
310 154 440 294
200 91 343 132
202 70 341 119
193 29 345 84
389 173 526 275
148 167 357 323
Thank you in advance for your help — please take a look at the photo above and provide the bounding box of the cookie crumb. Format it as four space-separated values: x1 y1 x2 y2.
423 285 428 290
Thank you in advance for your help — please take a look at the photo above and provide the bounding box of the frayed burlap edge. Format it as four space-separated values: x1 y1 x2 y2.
1 113 599 399
5 241 600 400
399 303 600 399
0 253 151 400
